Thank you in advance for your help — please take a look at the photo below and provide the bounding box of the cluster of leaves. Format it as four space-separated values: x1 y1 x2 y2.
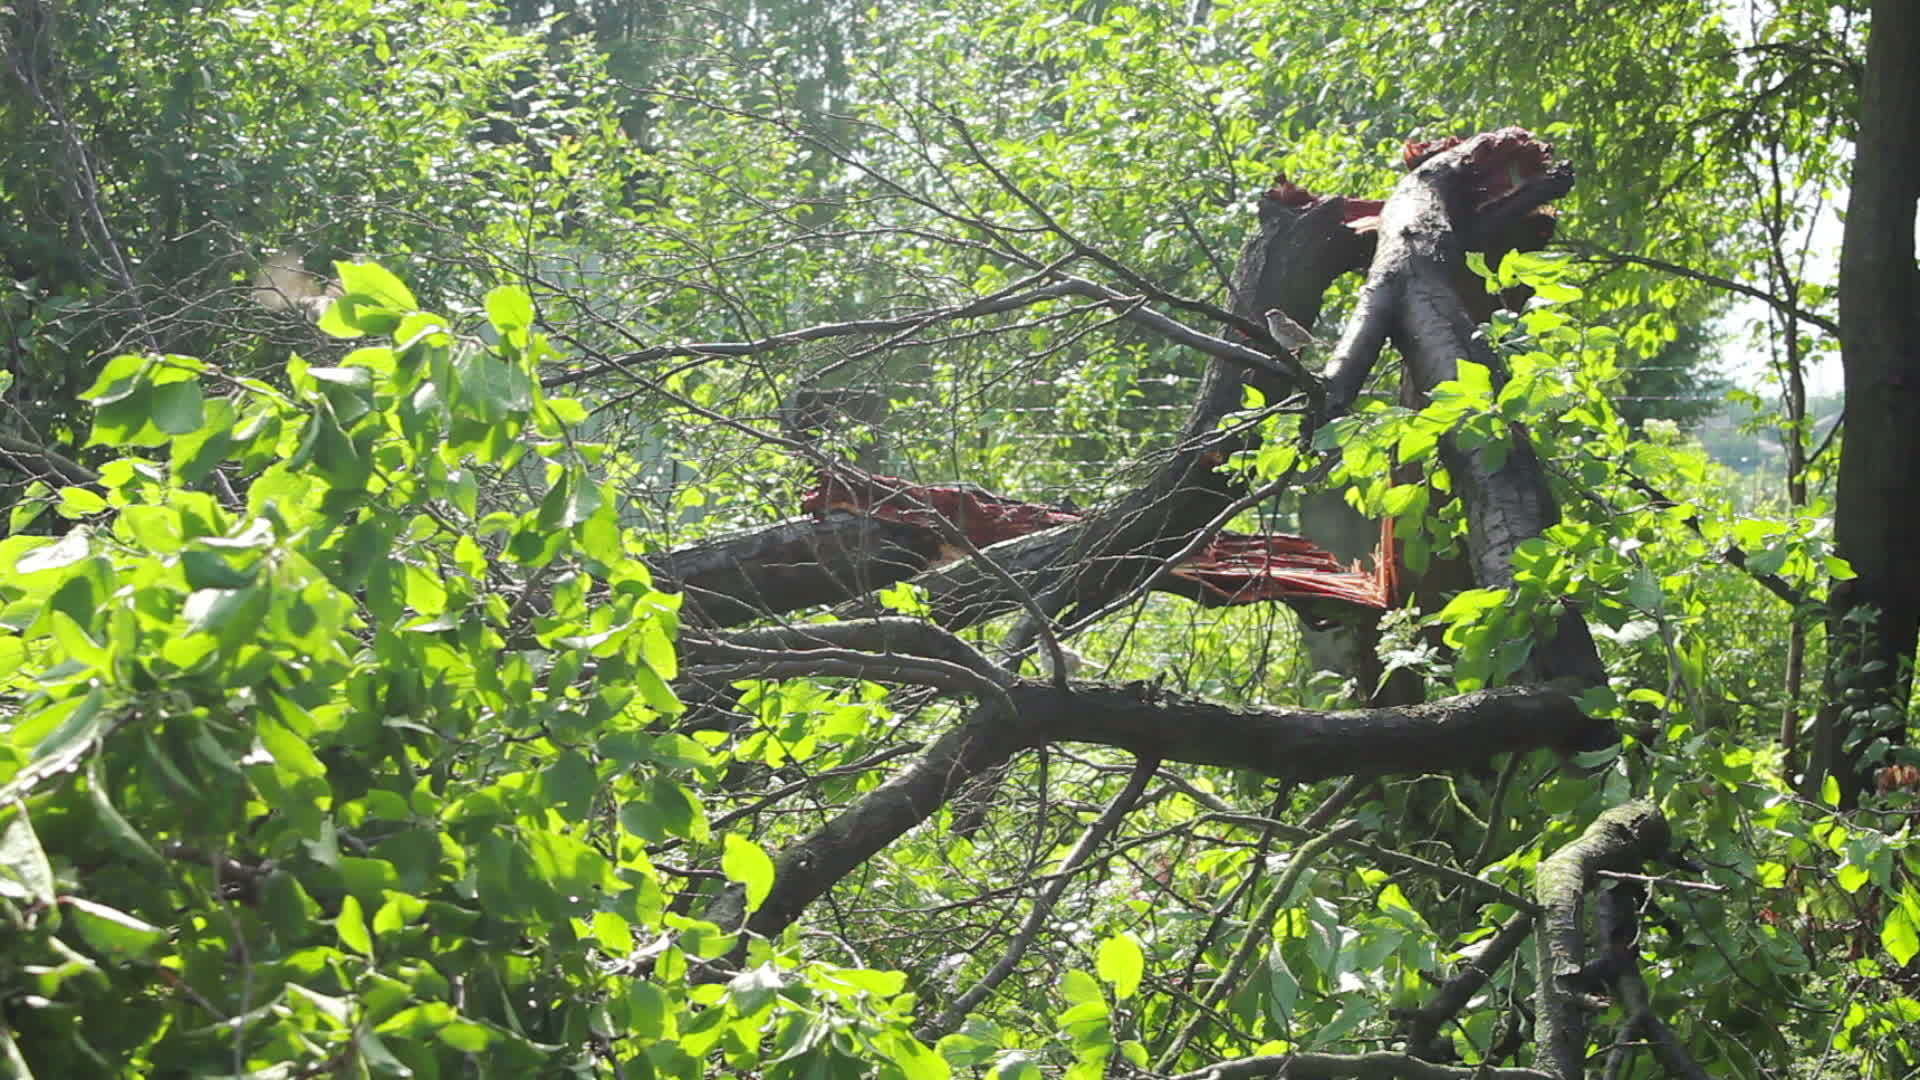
0 0 641 451
0 268 959 1077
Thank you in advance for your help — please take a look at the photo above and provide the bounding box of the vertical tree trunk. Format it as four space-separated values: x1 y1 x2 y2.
1825 0 1920 803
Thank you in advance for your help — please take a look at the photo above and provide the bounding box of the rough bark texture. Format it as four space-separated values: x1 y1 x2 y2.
1826 0 1920 803
1321 130 1603 687
650 511 940 627
720 682 1606 939
1531 802 1673 1080
1013 682 1606 779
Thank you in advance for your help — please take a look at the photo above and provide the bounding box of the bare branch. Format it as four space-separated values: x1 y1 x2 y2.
1156 820 1365 1070
1571 244 1841 338
0 432 98 487
916 752 1158 1040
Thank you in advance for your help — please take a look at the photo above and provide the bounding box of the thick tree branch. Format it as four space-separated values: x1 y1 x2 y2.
1320 128 1603 688
1532 801 1674 1080
718 682 1611 941
683 649 1013 718
1016 682 1611 781
699 617 1013 686
648 512 941 627
0 432 99 487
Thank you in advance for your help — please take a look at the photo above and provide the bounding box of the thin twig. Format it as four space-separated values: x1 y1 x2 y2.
916 753 1159 1041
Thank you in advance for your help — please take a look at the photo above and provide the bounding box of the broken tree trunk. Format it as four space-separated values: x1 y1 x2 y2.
1321 128 1604 687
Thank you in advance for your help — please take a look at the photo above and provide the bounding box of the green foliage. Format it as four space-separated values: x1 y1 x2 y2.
0 0 639 457
1 0 1909 1075
0 272 950 1077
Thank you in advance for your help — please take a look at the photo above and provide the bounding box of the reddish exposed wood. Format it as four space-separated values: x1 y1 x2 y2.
806 471 1082 553
1263 174 1385 230
805 470 1395 611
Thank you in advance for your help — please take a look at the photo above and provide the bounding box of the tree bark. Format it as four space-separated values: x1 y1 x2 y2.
1532 802 1673 1080
1826 0 1920 803
1321 130 1603 688
717 681 1609 939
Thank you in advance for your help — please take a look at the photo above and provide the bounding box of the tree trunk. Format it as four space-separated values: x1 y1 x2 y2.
1825 0 1920 804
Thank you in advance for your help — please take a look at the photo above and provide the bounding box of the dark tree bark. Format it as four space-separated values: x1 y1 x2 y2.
712 681 1607 940
1823 0 1920 803
651 511 940 626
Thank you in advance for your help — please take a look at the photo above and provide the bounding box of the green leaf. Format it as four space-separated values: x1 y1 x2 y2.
79 354 148 404
15 527 92 574
257 713 328 783
337 894 373 956
316 297 365 339
56 486 107 518
991 1051 1043 1080
184 586 263 634
1058 968 1103 1006
30 686 109 769
1883 895 1920 968
1095 933 1144 1000
637 617 678 681
65 896 167 958
262 870 321 942
373 891 427 936
540 750 598 823
1380 483 1428 519
181 551 254 590
336 262 419 310
151 378 206 434
722 833 776 911
89 384 168 447
0 810 56 907
486 285 535 333
120 505 185 552
1464 251 1497 291
438 1020 494 1053
650 776 707 842
877 1030 950 1080
49 610 109 671
308 366 374 390
87 758 165 871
